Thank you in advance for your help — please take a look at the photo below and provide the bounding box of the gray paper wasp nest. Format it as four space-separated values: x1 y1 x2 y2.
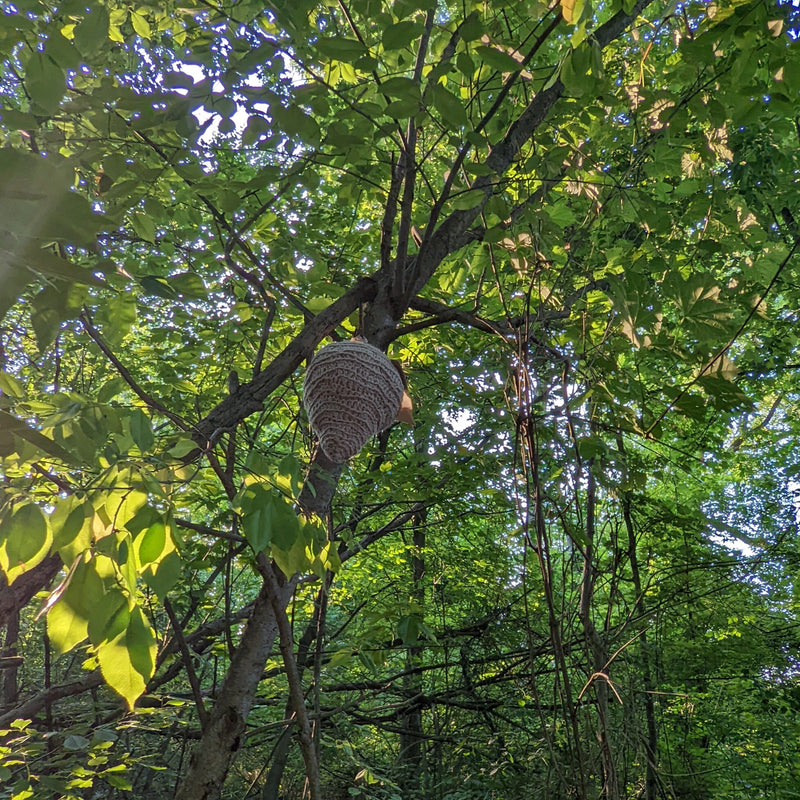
303 340 404 463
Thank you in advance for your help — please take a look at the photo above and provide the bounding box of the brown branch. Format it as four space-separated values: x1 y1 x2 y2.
164 598 210 731
0 672 104 727
392 6 436 306
258 554 321 800
190 276 378 452
174 519 247 545
407 0 655 302
380 153 402 273
0 554 61 629
338 501 432 562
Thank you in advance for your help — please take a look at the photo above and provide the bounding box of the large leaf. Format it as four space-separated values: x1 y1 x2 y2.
0 410 80 464
96 605 157 710
560 0 587 24
0 503 51 585
47 555 116 653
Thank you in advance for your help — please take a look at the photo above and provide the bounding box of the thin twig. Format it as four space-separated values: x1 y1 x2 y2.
257 554 321 800
164 598 210 731
79 308 189 431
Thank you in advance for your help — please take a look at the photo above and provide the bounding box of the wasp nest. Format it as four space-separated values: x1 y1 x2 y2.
303 340 404 463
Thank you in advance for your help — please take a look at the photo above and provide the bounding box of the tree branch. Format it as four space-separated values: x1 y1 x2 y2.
258 554 321 800
190 276 378 451
164 598 210 731
80 309 190 431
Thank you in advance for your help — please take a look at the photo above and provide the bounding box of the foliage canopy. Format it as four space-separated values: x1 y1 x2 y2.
2 0 800 798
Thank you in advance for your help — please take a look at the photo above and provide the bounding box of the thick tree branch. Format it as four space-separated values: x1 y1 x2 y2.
407 0 655 301
174 574 297 800
258 554 320 800
0 554 61 630
392 6 435 306
190 276 378 450
0 673 103 726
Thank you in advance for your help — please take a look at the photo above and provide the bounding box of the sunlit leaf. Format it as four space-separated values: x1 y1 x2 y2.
97 605 157 710
0 503 51 584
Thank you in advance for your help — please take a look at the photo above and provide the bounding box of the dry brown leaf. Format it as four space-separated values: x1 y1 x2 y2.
397 389 414 426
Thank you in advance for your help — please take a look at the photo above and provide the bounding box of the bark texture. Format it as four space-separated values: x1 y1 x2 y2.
174 571 296 800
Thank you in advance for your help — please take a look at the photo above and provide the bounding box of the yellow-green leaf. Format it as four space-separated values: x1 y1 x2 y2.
131 11 152 39
0 503 51 585
97 605 156 710
560 0 586 25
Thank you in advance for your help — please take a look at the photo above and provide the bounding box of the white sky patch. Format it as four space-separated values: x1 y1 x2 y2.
170 62 253 143
709 533 756 557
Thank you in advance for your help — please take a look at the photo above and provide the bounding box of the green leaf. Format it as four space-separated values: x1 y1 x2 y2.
97 605 157 710
459 12 484 41
311 539 341 576
130 11 151 39
131 212 156 244
451 188 486 211
384 97 421 118
380 77 422 102
0 263 32 321
474 46 523 73
43 34 80 71
382 21 425 50
74 7 110 56
560 44 594 97
272 532 309 579
47 595 89 657
139 275 178 299
30 281 86 351
51 499 91 558
276 453 303 498
429 84 469 130
26 54 65 113
63 734 91 751
560 0 586 25
23 248 105 286
128 409 155 452
0 371 25 398
105 774 133 791
398 614 422 645
87 590 130 646
96 293 137 346
545 199 577 227
239 484 274 552
269 494 301 551
0 149 106 246
315 38 368 62
136 521 166 565
273 104 321 144
0 410 80 464
124 504 162 536
0 108 38 130
47 555 115 652
143 550 181 599
0 503 51 585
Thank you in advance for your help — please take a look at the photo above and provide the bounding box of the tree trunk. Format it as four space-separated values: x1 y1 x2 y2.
622 493 659 800
174 570 296 800
579 465 619 800
398 505 426 792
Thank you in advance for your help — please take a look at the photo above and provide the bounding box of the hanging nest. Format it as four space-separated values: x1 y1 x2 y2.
303 339 404 463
